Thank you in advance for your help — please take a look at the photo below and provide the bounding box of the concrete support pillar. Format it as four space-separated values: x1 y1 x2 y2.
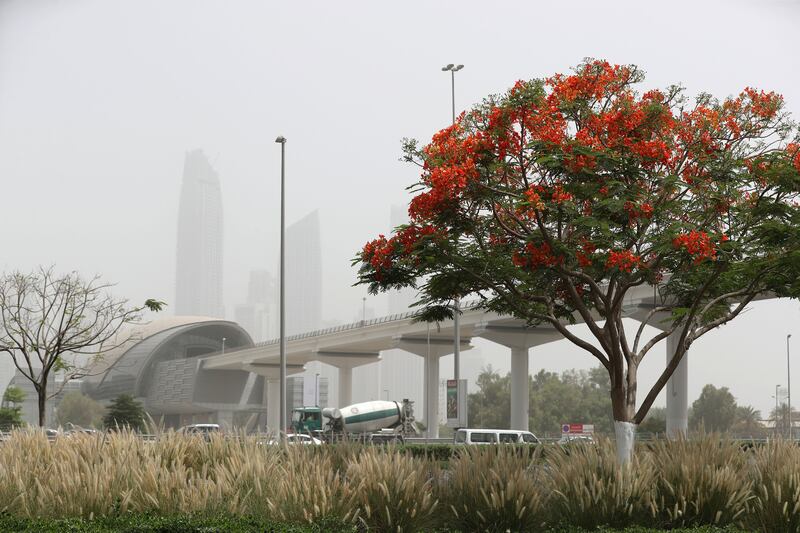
339 366 353 407
666 330 689 438
424 351 441 438
393 335 472 440
473 323 561 432
216 410 234 431
266 378 280 434
510 347 530 431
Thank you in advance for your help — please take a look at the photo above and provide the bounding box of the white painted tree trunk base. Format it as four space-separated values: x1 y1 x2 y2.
615 421 637 465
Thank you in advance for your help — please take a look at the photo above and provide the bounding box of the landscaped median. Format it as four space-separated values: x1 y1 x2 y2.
0 430 796 532
0 516 752 532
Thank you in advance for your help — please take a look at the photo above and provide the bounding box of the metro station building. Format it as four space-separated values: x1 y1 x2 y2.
83 317 266 430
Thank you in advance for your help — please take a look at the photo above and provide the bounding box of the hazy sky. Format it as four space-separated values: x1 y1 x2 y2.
1 0 799 417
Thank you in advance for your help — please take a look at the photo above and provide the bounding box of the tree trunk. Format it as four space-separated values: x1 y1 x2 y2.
614 420 637 464
37 383 47 427
610 375 637 465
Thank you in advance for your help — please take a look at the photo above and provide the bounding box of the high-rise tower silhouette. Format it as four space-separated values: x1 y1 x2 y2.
175 149 224 318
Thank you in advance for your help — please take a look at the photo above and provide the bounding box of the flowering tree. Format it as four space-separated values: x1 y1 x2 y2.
356 60 800 460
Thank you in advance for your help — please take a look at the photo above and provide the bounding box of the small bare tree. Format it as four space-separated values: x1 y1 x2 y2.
0 267 165 426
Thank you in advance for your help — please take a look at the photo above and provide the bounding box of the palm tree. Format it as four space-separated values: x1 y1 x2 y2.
732 405 763 438
769 403 799 437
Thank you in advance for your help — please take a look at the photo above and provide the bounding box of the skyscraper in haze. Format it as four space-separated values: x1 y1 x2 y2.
284 210 337 406
285 210 322 335
175 149 224 318
235 270 277 342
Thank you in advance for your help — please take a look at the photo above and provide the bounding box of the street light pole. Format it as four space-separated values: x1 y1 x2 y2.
788 334 793 439
441 63 464 382
221 337 226 355
315 373 320 407
776 384 781 437
275 135 287 436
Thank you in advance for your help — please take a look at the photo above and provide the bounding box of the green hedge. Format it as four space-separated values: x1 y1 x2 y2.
0 515 748 532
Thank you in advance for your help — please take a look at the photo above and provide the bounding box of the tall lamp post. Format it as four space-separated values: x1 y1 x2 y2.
775 384 781 436
275 135 287 435
788 334 793 439
442 63 464 381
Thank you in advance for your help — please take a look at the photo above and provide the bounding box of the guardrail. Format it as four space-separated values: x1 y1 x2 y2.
215 298 486 356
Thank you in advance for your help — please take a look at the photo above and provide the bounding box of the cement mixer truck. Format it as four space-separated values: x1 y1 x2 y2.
290 399 418 441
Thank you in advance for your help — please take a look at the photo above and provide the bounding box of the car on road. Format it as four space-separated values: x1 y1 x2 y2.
558 434 595 445
454 429 540 445
178 423 221 440
265 433 323 445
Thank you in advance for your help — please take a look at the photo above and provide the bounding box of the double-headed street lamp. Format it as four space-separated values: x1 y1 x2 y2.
442 63 464 382
441 64 464 124
275 135 287 435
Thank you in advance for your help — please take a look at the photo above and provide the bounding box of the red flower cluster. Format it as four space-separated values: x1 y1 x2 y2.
575 92 676 169
788 143 800 172
551 185 573 204
547 60 633 104
575 239 596 268
409 119 484 222
606 250 640 273
624 201 654 221
523 186 545 211
672 230 717 264
395 225 437 253
513 242 562 270
362 235 393 277
361 225 438 280
741 87 783 119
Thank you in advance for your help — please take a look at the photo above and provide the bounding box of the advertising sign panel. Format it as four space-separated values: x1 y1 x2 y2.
561 423 594 435
445 379 468 428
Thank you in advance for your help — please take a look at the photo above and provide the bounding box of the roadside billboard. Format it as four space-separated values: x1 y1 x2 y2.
445 379 468 428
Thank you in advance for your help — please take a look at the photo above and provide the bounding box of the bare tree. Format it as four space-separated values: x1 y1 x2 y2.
0 267 164 426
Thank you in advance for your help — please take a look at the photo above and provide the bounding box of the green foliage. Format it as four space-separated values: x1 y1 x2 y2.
103 394 145 432
144 298 167 312
2 385 25 406
0 515 749 532
467 365 510 428
690 385 738 432
56 391 106 429
357 61 800 432
0 385 26 430
731 405 764 437
0 406 24 431
639 407 666 434
0 515 356 532
530 366 614 435
468 365 613 435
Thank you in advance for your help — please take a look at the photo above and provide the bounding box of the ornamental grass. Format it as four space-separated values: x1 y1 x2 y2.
648 434 752 527
748 439 800 532
440 445 547 532
544 438 656 529
0 429 799 532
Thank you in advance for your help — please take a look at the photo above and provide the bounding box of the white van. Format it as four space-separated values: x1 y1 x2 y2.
454 429 540 445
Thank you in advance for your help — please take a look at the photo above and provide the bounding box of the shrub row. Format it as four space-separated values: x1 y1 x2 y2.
0 430 796 531
0 515 749 532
